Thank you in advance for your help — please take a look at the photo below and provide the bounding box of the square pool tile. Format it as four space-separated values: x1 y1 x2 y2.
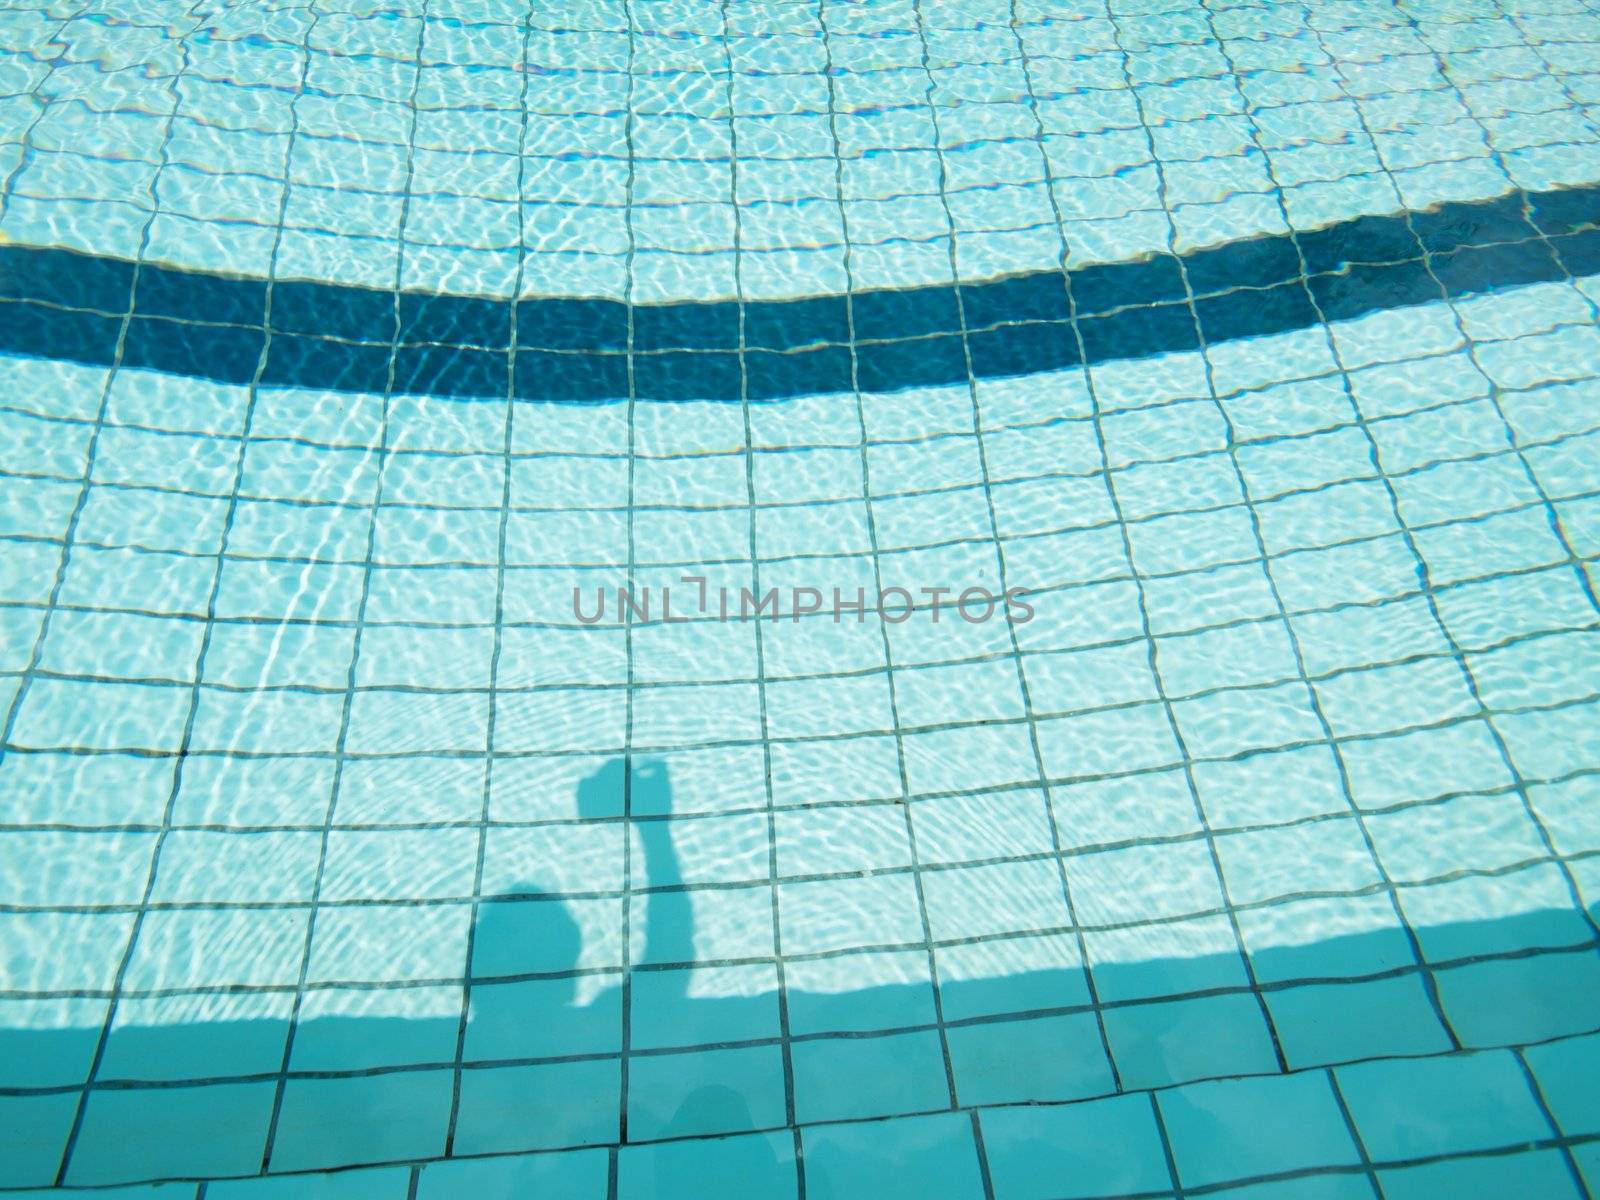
618 1129 798 1199
792 1029 951 1124
0 1093 78 1188
947 1012 1114 1107
1523 1031 1600 1137
1376 1148 1582 1200
415 1148 610 1199
1103 992 1279 1090
626 1044 787 1141
981 1092 1173 1200
1334 1049 1550 1162
68 1081 275 1186
1265 975 1452 1069
1435 949 1600 1049
1159 1070 1360 1190
269 1070 451 1173
210 1166 411 1199
452 1059 619 1156
803 1112 985 1200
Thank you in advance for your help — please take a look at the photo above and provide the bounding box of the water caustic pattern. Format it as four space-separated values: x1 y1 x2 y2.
0 0 1599 1196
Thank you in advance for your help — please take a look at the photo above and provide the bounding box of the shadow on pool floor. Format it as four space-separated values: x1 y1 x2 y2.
3 758 1598 1191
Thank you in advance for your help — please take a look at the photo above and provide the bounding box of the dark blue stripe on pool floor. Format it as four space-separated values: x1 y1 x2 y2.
0 183 1595 403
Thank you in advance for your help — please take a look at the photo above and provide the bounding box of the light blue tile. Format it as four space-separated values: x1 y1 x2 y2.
1216 816 1380 906
1088 912 1249 1003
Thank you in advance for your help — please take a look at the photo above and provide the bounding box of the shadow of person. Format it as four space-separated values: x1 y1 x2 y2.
459 756 783 1188
11 748 1595 1193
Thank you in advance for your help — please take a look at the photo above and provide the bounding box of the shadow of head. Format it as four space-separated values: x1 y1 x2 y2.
466 757 680 1016
470 883 581 1006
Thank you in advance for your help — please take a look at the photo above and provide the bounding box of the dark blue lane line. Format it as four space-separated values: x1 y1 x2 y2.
0 183 1595 403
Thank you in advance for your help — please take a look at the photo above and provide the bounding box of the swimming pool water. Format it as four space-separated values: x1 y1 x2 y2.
1 0 1598 1196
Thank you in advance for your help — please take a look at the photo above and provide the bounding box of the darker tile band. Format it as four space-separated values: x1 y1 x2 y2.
0 183 1594 403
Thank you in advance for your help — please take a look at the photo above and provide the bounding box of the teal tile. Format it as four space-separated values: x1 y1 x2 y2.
803 1112 985 1200
415 1148 609 1199
1335 1050 1550 1162
786 950 938 1034
68 1082 274 1186
1158 1070 1361 1189
981 1093 1173 1200
626 1044 788 1141
1089 914 1250 1002
269 1071 451 1173
100 1002 292 1083
452 1059 619 1156
1104 993 1279 1090
0 997 106 1087
1523 1031 1600 1137
1205 1173 1374 1199
4 1186 197 1200
209 1166 410 1198
628 965 781 1050
1238 894 1417 985
618 1129 798 1199
1265 975 1452 1069
792 1030 951 1124
0 1093 77 1188
947 1012 1114 1106
1574 1142 1600 1197
290 1003 461 1074
1435 949 1600 1048
1377 1148 1583 1199
464 976 622 1061
936 935 1090 1022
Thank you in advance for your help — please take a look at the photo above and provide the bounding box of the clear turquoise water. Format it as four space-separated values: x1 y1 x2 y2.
1 0 1599 1196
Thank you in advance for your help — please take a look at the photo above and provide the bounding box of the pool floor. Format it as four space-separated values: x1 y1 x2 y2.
1 0 1599 1196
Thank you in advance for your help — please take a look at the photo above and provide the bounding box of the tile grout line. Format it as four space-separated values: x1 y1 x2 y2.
720 0 803 1179
817 0 972 1163
1191 0 1466 1054
439 0 538 1164
258 0 431 1172
1300 0 1600 949
39 3 258 1184
615 0 642 1181
1091 0 1291 1077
